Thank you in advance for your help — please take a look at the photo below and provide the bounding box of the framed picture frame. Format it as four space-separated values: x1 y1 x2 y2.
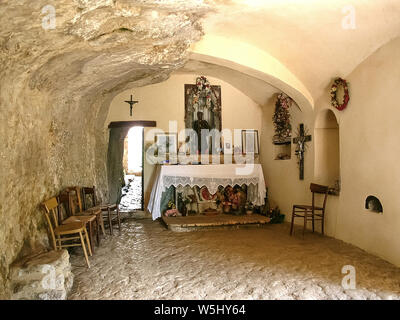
241 130 259 154
155 132 178 155
223 135 233 154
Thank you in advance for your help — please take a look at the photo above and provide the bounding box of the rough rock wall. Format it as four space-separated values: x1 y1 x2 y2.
0 0 210 298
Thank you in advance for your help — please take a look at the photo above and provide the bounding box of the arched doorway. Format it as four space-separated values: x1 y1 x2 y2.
314 109 340 187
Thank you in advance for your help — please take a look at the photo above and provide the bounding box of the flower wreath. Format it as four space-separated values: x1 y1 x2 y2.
330 78 350 111
277 93 292 110
192 76 220 112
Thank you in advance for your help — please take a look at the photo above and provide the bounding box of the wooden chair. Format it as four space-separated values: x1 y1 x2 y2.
81 186 106 237
58 189 99 253
82 186 121 236
42 197 92 268
290 183 329 237
66 186 103 232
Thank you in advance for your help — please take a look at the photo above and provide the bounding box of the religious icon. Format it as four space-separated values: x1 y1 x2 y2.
193 111 210 154
124 94 139 116
293 124 312 180
241 130 259 154
184 76 222 154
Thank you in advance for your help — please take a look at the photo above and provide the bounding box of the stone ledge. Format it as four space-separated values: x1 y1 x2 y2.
10 250 73 300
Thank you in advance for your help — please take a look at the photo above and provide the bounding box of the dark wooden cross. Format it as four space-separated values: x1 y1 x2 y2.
124 94 139 116
293 123 312 180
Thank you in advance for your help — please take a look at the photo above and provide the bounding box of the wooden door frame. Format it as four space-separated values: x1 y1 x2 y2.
108 120 157 128
108 120 156 211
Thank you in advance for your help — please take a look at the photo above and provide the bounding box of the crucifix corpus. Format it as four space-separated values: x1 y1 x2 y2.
124 94 139 116
293 123 312 180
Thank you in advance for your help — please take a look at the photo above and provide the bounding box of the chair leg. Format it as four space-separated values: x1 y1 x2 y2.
57 236 63 250
303 211 307 238
290 207 295 236
321 213 325 235
88 221 95 254
116 207 122 233
51 234 57 250
55 236 60 250
99 214 106 236
84 228 93 256
108 207 113 236
312 211 315 233
79 231 90 268
95 217 100 246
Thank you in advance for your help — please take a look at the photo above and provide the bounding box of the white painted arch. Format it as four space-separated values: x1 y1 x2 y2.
188 34 314 112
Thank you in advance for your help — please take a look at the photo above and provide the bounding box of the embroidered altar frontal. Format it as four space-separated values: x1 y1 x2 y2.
148 164 266 220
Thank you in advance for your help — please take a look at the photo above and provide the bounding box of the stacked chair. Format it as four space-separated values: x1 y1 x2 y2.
42 197 92 268
41 186 121 268
82 186 122 236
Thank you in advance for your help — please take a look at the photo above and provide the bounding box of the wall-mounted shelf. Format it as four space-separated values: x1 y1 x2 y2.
273 142 291 160
273 140 291 145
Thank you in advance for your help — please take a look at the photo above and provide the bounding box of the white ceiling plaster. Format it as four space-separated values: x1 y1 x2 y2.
176 59 280 107
194 0 400 103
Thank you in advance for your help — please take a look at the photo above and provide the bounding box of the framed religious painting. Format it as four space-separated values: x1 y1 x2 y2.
241 130 259 154
155 133 178 155
184 76 222 154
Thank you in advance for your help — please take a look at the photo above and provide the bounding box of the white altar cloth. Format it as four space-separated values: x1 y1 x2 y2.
147 164 266 220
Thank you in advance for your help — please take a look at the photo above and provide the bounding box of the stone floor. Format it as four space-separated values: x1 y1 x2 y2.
119 175 142 211
68 219 400 300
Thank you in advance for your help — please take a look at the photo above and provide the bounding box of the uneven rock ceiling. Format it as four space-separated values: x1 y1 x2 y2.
1 0 400 110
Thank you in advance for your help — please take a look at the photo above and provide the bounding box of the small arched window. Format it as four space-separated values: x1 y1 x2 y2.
314 109 340 188
365 196 383 213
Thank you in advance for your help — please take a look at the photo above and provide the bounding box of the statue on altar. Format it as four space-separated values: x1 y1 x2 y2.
193 111 210 154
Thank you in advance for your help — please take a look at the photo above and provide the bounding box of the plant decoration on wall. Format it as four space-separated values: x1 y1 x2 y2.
330 77 350 111
272 93 293 144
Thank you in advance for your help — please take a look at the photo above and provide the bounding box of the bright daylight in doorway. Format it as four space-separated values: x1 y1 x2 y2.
120 126 144 212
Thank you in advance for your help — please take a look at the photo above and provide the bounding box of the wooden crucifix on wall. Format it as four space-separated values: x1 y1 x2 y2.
293 123 312 180
124 94 139 116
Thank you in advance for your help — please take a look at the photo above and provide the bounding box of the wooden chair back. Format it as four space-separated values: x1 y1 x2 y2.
42 197 60 247
82 186 96 210
58 192 74 219
61 187 83 215
310 183 329 211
